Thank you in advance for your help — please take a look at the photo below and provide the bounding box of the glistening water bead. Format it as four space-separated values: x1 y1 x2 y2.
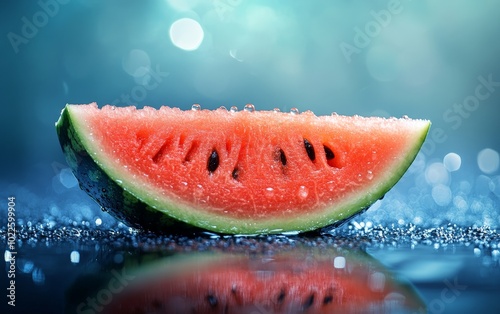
243 104 255 112
298 186 309 199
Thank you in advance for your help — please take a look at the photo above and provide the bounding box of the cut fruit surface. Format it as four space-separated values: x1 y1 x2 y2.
56 103 430 234
98 249 424 313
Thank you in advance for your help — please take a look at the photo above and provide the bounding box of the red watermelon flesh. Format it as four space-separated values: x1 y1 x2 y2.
101 250 424 313
56 103 430 234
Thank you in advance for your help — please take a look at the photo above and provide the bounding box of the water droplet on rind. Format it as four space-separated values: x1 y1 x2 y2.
243 104 255 112
191 104 201 111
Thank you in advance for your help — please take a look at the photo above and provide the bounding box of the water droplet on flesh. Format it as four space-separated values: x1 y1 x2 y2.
331 112 339 116
273 108 281 112
290 107 299 115
191 104 201 111
194 184 204 198
367 170 374 180
401 115 409 119
219 106 227 111
298 185 308 199
180 181 188 191
230 106 238 112
327 181 335 192
265 187 274 197
243 103 255 112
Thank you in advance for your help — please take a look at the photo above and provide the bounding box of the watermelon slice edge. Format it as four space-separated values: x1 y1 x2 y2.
56 103 430 234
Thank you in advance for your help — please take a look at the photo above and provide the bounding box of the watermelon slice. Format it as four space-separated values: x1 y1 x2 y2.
55 103 430 234
96 249 425 313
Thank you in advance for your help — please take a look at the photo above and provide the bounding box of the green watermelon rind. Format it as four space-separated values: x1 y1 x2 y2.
56 104 430 234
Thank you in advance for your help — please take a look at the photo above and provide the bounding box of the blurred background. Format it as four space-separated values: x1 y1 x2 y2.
1 0 499 228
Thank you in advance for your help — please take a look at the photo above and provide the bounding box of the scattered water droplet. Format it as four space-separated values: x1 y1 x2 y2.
474 247 481 256
32 267 46 285
327 181 335 192
290 107 299 115
19 259 34 273
230 106 238 112
219 106 227 111
70 250 80 264
191 104 201 111
4 250 12 262
114 253 124 264
115 179 123 184
367 170 374 180
298 185 308 199
331 112 339 116
95 217 102 226
194 184 204 198
265 187 274 197
180 181 188 191
273 108 281 112
243 103 255 112
333 256 346 269
401 115 409 119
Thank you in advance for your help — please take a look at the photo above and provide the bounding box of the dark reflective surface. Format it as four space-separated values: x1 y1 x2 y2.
3 223 500 313
67 246 423 313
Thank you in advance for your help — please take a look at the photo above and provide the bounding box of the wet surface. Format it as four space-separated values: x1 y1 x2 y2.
2 222 500 313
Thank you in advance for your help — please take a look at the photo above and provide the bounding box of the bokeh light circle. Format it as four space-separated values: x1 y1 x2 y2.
443 152 461 172
477 148 499 174
169 18 204 51
425 162 450 186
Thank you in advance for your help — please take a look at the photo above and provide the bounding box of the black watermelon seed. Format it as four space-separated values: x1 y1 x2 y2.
277 289 286 303
206 294 218 307
275 148 287 166
302 293 315 310
324 145 335 160
323 295 333 305
232 167 239 180
304 139 315 161
208 149 219 173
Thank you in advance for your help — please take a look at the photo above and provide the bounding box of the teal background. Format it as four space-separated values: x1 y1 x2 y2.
1 0 499 227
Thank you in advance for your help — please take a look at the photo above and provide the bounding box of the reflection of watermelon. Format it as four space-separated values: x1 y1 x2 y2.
56 103 430 234
101 249 424 313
